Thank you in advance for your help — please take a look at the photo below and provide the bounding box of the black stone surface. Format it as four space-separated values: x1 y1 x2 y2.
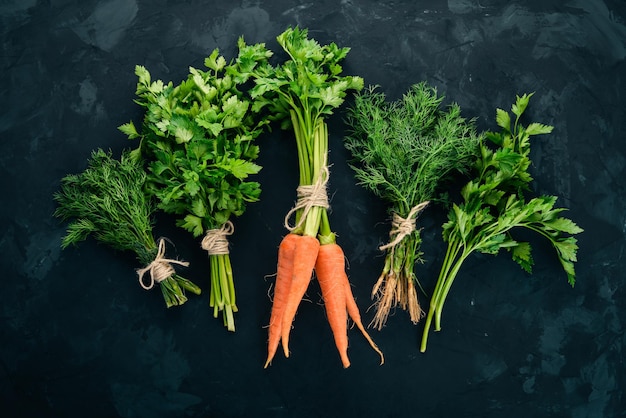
2 1 625 417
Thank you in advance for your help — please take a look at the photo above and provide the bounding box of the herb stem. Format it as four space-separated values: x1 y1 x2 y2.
420 93 582 352
420 237 466 352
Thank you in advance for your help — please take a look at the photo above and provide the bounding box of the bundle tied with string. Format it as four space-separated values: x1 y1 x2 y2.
379 201 430 252
137 238 190 290
201 221 235 255
370 200 430 329
284 166 330 232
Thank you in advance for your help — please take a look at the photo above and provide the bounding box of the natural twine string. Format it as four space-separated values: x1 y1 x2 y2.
379 201 430 251
201 221 234 255
137 238 189 290
283 166 330 232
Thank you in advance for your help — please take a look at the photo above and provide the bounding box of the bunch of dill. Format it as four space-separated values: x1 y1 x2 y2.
344 82 482 329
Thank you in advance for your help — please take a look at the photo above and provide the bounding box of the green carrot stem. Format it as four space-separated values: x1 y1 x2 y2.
290 111 330 239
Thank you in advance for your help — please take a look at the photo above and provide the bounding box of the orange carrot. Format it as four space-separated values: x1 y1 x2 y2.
280 234 320 358
264 233 299 368
343 271 385 365
316 243 350 367
316 243 385 368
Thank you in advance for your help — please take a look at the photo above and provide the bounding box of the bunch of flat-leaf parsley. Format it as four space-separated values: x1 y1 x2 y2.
120 43 272 331
420 93 583 352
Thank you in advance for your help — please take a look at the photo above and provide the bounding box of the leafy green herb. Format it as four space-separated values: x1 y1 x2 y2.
344 82 482 329
53 149 201 308
420 93 583 352
120 43 271 331
240 25 364 241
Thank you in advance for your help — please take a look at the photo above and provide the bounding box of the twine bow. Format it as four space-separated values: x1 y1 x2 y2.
284 166 330 232
201 221 234 255
137 238 189 290
379 201 430 251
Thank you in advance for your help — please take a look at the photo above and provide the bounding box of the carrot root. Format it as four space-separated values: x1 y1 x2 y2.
344 278 385 365
316 243 385 368
316 243 350 367
264 233 299 368
279 234 320 359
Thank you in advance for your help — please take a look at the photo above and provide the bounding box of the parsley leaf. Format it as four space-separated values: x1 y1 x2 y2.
420 93 583 352
241 26 363 239
121 43 271 330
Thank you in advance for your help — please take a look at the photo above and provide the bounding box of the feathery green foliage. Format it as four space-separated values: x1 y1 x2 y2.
344 83 482 328
53 149 201 308
345 83 481 212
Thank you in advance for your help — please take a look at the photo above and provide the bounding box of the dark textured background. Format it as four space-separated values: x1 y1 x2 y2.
2 1 625 417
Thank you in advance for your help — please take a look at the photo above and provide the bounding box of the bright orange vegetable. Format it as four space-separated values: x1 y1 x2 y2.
264 233 299 368
316 243 384 368
279 234 320 358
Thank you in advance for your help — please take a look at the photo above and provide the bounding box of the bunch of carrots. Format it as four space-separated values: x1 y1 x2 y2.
234 27 384 368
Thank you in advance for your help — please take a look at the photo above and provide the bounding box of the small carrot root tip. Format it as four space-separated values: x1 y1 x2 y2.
264 346 277 368
335 347 350 368
280 329 290 357
264 352 278 368
354 319 385 365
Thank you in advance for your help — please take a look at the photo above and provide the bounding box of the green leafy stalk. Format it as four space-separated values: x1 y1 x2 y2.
241 26 364 241
420 93 583 352
53 149 201 308
121 42 271 331
343 83 482 329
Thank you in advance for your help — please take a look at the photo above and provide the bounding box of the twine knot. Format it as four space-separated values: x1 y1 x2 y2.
201 221 234 255
137 238 189 290
284 166 330 231
379 201 430 251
